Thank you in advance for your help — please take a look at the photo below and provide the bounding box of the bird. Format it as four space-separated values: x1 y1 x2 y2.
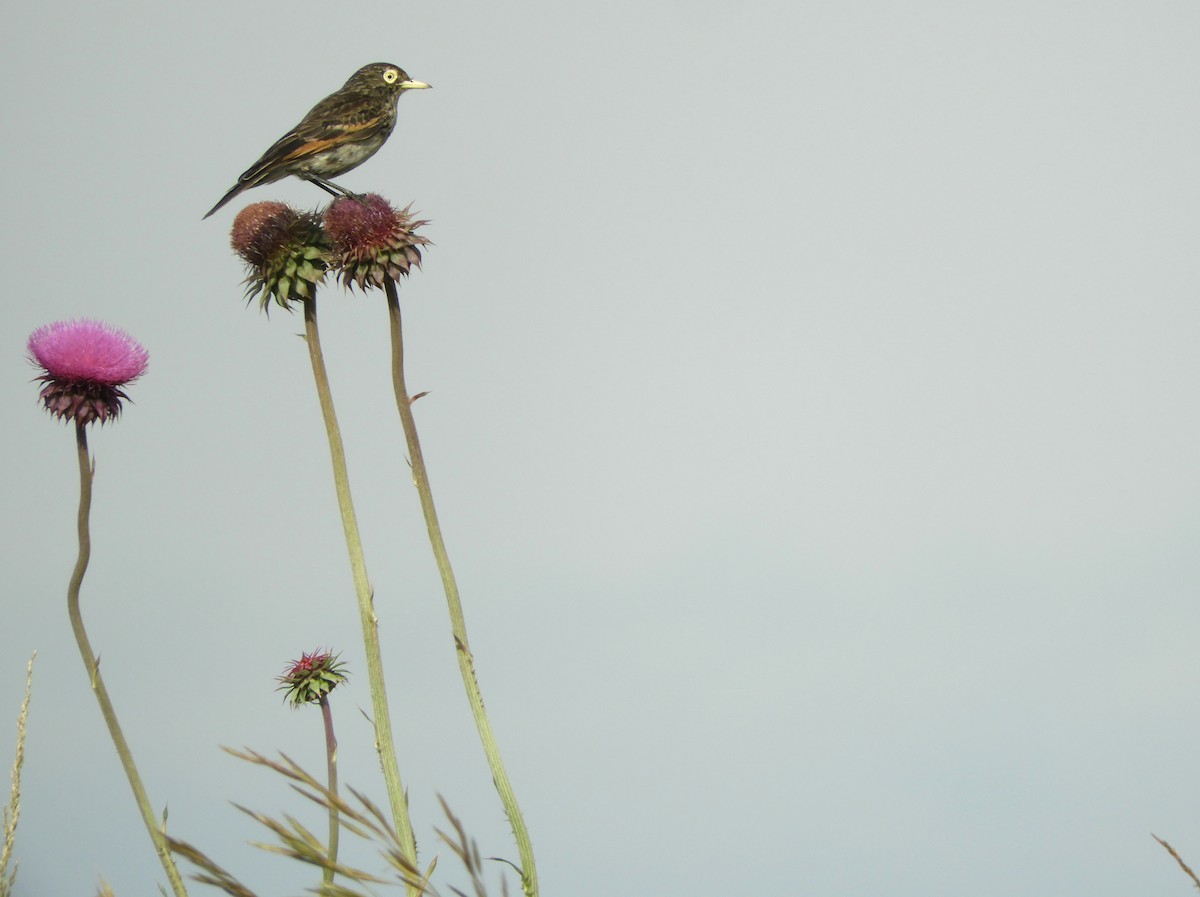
204 63 431 219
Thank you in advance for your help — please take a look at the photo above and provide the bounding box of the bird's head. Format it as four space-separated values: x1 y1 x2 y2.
351 62 431 95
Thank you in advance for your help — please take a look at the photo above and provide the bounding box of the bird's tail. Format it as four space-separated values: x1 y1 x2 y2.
203 182 247 219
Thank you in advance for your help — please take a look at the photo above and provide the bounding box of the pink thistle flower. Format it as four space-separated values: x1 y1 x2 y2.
276 649 349 707
323 194 430 291
27 319 149 426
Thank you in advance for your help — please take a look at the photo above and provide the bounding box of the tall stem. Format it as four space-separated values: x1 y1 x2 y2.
319 697 339 886
384 278 538 897
300 296 418 890
66 423 189 897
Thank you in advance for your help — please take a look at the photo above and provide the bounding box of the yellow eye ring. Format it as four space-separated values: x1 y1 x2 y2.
383 69 400 84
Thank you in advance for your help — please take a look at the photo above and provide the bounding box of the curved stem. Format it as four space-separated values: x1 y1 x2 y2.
300 296 418 890
384 278 538 897
319 697 339 886
67 422 189 897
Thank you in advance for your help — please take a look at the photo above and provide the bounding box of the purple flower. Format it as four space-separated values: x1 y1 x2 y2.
27 319 148 426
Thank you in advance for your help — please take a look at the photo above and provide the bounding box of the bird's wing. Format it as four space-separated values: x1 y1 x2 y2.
235 91 392 187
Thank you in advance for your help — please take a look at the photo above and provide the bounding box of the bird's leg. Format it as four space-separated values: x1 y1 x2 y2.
303 175 354 197
302 176 372 207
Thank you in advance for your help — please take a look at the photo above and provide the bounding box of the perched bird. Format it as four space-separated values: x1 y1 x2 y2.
204 63 430 219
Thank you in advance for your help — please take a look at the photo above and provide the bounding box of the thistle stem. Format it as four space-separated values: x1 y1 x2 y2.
319 697 339 886
66 422 189 897
299 296 419 890
384 278 538 897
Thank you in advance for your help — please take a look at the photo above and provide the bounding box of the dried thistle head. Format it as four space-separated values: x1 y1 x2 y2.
323 194 430 291
231 202 329 311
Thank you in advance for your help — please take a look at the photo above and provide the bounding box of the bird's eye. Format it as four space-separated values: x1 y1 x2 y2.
383 69 400 83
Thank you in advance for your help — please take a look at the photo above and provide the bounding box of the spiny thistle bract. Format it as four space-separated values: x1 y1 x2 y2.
323 194 430 291
231 202 329 311
276 650 348 707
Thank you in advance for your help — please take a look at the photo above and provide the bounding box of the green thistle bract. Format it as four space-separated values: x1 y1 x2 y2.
276 650 349 707
231 202 330 311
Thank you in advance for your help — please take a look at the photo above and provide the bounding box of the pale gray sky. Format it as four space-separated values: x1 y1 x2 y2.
2 1 1199 895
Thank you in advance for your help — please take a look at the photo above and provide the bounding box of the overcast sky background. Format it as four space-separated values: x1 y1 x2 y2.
2 1 1199 895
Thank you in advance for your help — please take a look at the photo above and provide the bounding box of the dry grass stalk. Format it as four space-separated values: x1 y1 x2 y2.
1153 834 1200 890
168 749 508 897
0 653 35 897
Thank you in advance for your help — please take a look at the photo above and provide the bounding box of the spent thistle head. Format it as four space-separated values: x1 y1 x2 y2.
231 202 329 311
323 194 430 291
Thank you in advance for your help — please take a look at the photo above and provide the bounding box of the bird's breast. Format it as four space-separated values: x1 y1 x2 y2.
299 130 391 178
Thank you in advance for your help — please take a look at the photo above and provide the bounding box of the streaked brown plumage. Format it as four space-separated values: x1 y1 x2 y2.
204 63 430 219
